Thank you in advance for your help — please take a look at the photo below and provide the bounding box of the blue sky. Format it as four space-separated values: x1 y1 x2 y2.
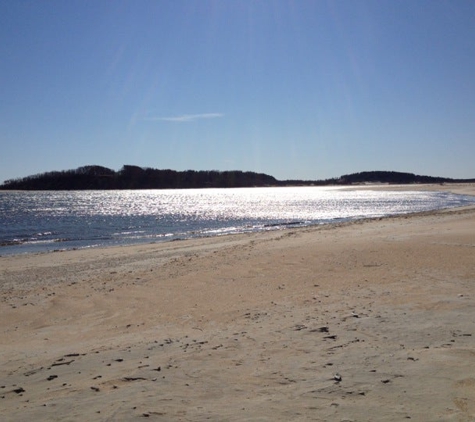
1 0 475 183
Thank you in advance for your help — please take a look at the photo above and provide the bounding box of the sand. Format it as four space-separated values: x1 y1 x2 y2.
1 184 475 421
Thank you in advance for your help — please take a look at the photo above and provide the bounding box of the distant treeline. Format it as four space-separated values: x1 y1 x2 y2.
0 165 281 190
1 166 473 190
337 171 475 185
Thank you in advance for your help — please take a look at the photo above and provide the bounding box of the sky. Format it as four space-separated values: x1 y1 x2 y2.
1 0 475 183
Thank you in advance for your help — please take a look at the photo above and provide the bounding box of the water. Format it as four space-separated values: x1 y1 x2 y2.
1 187 474 256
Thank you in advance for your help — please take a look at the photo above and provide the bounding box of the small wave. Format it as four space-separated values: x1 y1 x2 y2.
25 238 69 245
0 237 69 248
263 221 306 228
112 230 146 236
0 239 23 247
199 226 243 236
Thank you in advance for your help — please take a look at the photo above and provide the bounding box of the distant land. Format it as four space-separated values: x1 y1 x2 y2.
1 165 474 190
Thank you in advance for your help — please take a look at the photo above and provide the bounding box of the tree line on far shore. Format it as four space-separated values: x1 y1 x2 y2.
1 166 473 190
0 165 282 190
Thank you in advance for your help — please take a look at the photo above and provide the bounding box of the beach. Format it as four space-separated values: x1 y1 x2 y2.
1 185 475 421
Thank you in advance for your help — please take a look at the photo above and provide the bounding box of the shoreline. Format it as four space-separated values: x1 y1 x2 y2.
2 183 475 259
3 201 475 261
1 185 475 420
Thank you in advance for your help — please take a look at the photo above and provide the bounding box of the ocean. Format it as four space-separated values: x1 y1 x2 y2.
1 187 474 256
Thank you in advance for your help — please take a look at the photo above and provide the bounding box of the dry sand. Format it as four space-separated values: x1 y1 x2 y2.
1 185 475 421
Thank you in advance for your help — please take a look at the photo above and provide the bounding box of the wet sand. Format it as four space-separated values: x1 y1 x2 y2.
1 184 475 421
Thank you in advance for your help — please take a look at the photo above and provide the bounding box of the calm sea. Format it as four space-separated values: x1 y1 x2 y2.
1 187 474 256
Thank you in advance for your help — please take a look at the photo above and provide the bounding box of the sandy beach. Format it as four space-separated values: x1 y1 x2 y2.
1 184 475 421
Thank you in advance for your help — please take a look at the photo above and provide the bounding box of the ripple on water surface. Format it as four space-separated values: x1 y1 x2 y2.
1 187 474 255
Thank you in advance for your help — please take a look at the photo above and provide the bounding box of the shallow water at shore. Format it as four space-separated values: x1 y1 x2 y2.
1 186 475 255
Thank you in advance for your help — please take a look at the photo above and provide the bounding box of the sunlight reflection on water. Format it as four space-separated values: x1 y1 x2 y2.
1 187 474 255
